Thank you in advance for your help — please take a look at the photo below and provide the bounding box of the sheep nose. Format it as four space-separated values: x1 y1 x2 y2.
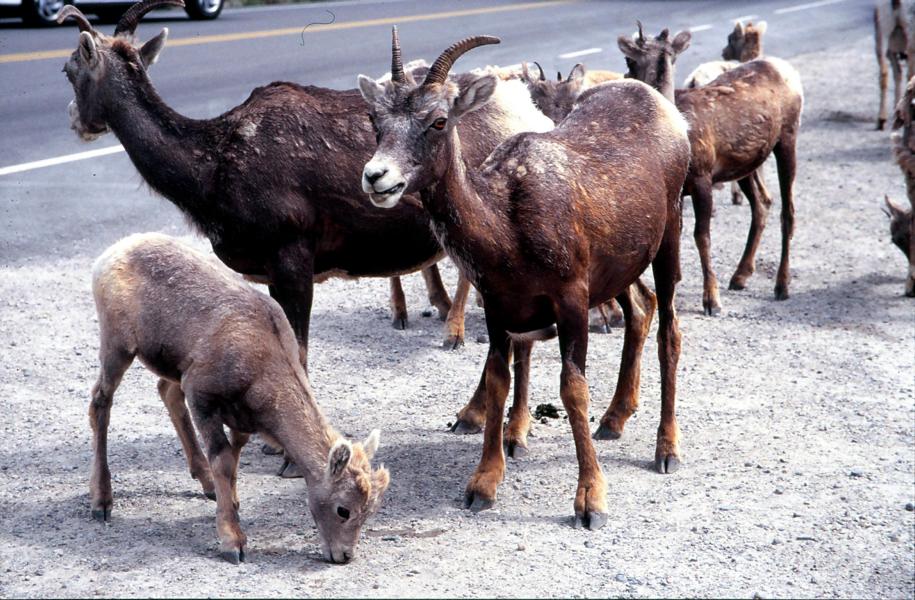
364 167 387 185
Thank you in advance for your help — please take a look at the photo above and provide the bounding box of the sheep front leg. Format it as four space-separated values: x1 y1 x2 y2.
594 280 656 440
505 339 532 458
442 273 471 349
389 277 408 330
462 325 512 512
157 379 215 500
88 346 134 521
729 174 772 290
192 409 247 564
268 242 315 369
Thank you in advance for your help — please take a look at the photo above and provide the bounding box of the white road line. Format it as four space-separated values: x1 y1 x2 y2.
774 0 846 14
558 47 602 59
689 24 713 32
732 14 759 23
0 145 124 177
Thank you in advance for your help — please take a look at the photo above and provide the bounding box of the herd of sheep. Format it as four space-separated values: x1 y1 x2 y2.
52 0 913 566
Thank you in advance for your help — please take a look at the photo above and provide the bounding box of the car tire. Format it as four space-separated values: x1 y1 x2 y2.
184 0 222 20
20 0 65 26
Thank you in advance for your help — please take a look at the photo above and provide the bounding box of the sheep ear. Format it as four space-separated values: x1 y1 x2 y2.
452 74 496 118
363 429 380 460
618 35 641 59
373 465 391 494
139 28 168 68
357 74 385 104
733 21 745 35
567 63 586 83
79 31 100 69
671 31 692 56
754 21 768 36
326 439 353 479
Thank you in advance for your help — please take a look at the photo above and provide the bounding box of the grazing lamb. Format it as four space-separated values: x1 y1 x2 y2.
359 33 690 528
620 26 803 314
891 76 915 296
89 233 389 564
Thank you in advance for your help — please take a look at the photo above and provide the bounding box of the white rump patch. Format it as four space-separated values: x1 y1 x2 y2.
683 60 738 88
488 78 554 134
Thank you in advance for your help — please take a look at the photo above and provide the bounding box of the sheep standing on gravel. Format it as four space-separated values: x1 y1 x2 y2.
88 233 389 563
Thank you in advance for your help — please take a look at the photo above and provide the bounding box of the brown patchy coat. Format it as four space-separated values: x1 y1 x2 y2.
360 36 690 529
89 233 389 563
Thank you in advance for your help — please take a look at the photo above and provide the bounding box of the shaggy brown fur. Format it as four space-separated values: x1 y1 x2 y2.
90 233 389 564
620 27 803 314
359 34 691 530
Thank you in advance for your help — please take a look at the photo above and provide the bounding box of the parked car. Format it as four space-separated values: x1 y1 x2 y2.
0 0 222 26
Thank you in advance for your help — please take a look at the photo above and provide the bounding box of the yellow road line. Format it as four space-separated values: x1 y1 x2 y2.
0 0 573 64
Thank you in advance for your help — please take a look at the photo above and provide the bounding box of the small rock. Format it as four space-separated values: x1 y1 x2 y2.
615 573 626 583
849 470 864 478
475 334 489 344
584 540 594 548
516 543 525 551
905 502 914 512
889 534 900 542
381 535 401 542
774 488 784 495
421 308 434 318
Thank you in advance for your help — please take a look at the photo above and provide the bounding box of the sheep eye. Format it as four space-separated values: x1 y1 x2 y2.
430 117 447 131
337 506 350 520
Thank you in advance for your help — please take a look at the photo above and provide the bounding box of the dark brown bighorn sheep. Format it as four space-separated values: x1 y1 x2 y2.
891 76 915 295
876 0 910 130
620 26 803 314
884 196 913 264
58 4 548 361
359 33 691 528
685 21 771 206
90 233 389 564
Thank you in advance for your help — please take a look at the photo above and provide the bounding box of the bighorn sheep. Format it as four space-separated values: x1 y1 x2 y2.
359 33 691 528
884 196 913 264
58 2 549 362
684 21 771 206
619 26 803 314
891 76 915 295
90 233 389 563
520 61 622 124
876 0 910 130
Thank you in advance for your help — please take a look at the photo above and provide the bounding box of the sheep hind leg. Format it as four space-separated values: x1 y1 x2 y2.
773 135 798 301
594 280 656 441
421 264 452 320
504 339 532 459
88 345 134 521
729 174 772 290
691 178 722 315
157 379 215 500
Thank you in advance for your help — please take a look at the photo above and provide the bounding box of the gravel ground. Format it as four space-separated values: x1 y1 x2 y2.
1 32 913 599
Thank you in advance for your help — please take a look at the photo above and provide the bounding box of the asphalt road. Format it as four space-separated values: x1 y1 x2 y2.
0 0 870 264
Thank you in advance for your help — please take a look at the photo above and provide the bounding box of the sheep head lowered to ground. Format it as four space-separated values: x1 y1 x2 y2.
89 233 389 563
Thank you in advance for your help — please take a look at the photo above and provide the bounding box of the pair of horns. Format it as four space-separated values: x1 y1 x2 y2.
58 0 184 37
634 20 670 44
389 26 500 86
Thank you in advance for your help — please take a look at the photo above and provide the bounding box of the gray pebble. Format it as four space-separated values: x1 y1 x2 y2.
905 502 914 512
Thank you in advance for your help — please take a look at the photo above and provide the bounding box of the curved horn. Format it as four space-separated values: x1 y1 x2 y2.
636 20 645 43
533 61 546 81
659 28 670 41
390 26 405 83
57 5 94 33
114 0 185 37
423 35 500 86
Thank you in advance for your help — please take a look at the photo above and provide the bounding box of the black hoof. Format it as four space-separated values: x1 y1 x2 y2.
505 440 529 459
204 490 217 501
573 511 608 530
260 443 282 456
442 336 465 350
450 419 482 435
774 286 789 301
728 279 747 291
219 548 245 565
589 323 610 334
592 423 622 440
655 455 681 474
703 304 721 317
278 459 305 479
877 119 886 131
463 492 495 513
91 506 111 522
392 317 407 331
